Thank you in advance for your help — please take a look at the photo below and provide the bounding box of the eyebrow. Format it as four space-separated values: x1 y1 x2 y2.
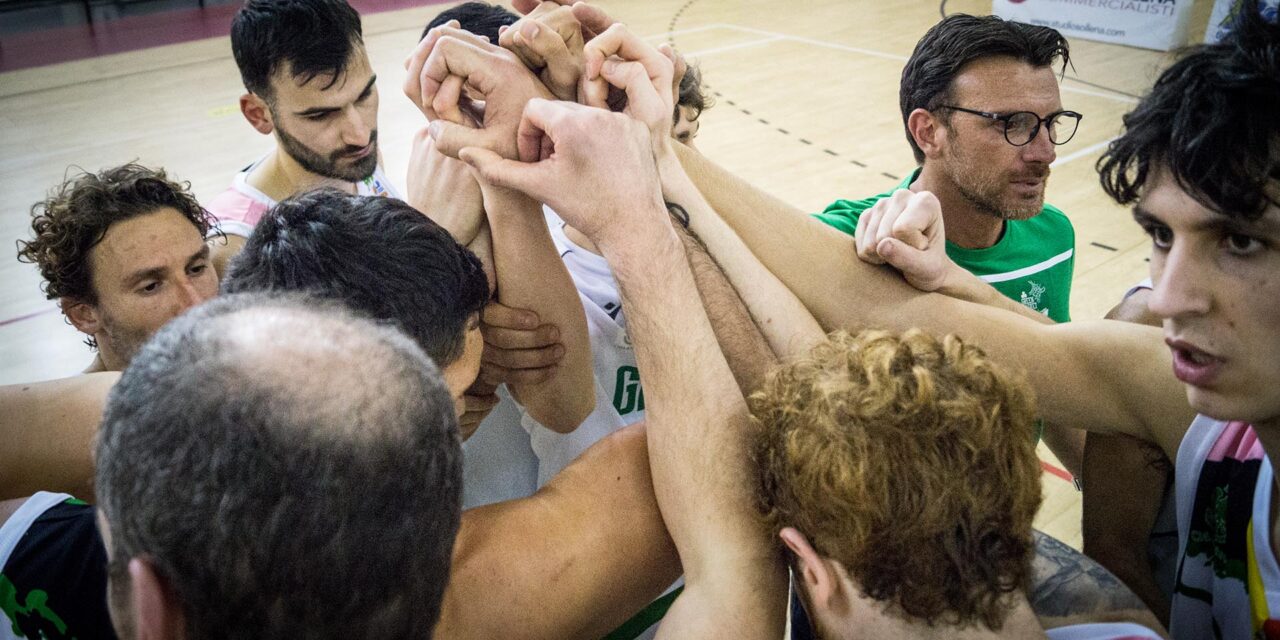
294 75 377 118
1134 204 1280 236
123 245 209 288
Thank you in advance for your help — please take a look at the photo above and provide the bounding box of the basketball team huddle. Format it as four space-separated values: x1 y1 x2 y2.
1 0 1278 638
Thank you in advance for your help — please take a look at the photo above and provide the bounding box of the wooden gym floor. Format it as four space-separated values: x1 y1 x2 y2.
0 0 1217 547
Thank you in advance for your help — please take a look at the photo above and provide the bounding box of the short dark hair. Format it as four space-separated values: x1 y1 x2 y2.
231 0 364 99
423 1 518 41
222 189 490 366
1098 7 1280 219
900 14 1070 163
17 163 215 304
674 62 712 124
96 292 462 639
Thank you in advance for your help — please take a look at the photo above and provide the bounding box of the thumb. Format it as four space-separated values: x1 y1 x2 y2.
877 237 942 291
429 120 487 159
458 147 544 198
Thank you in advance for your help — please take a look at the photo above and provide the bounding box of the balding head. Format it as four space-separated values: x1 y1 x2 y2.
96 292 462 640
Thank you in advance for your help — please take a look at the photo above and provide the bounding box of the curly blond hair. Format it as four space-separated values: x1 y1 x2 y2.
751 329 1042 630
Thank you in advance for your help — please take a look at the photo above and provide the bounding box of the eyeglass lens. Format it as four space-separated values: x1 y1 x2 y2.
1006 112 1080 146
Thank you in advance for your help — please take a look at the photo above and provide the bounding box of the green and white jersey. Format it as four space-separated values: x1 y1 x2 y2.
813 168 1076 322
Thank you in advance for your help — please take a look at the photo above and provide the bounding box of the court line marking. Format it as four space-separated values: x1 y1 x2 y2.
1052 137 1116 168
0 306 57 328
684 36 786 58
643 24 728 41
710 23 1140 104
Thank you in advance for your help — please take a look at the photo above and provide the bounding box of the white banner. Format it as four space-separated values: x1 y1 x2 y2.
992 0 1196 51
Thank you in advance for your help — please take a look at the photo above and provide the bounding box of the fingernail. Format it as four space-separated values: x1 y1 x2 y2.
499 25 509 35
427 121 442 139
547 326 560 341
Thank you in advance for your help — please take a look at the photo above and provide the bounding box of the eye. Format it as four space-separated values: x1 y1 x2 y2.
1224 233 1265 256
189 263 208 276
138 281 161 294
1141 223 1173 250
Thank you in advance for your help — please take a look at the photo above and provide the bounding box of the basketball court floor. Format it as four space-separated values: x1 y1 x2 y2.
0 0 1217 547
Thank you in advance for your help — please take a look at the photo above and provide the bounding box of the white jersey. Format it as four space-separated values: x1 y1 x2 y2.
1044 622 1163 639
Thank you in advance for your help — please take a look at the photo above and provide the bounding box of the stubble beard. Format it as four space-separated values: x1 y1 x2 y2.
944 140 1048 221
275 121 379 183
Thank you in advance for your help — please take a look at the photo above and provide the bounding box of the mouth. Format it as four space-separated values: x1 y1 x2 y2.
342 143 373 160
1167 337 1224 387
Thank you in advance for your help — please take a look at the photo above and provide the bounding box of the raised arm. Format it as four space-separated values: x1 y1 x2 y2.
449 90 786 637
478 180 594 431
670 142 1194 458
0 372 117 501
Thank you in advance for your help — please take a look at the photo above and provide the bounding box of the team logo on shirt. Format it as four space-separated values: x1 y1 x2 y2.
1019 281 1049 316
613 366 645 415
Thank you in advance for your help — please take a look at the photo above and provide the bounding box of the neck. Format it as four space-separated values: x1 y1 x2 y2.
249 146 358 202
913 165 1004 249
83 352 108 374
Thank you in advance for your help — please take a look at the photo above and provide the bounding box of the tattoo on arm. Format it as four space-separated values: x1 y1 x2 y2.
1030 530 1151 619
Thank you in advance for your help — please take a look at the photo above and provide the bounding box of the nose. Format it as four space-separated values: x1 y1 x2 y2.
1147 242 1213 321
341 106 372 148
176 277 209 310
1022 124 1056 164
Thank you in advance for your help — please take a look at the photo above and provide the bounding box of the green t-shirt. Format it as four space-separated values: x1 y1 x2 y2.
814 169 1076 322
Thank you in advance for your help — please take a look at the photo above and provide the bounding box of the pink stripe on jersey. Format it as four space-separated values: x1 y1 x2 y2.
1206 421 1265 462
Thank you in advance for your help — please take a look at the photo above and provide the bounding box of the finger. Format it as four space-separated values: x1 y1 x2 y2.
570 3 616 39
516 109 551 163
508 25 549 71
874 196 903 260
431 74 468 126
906 190 945 242
583 24 671 88
482 301 540 330
478 361 557 386
513 0 577 14
854 200 875 258
428 120 491 159
660 44 687 96
482 343 566 369
482 323 561 350
525 21 583 101
600 58 664 120
891 207 931 252
421 36 498 111
856 201 887 262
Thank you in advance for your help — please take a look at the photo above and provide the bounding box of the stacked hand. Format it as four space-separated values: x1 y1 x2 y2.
853 189 957 292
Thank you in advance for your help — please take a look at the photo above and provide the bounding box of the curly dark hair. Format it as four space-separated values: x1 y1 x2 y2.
16 163 216 306
751 330 1041 630
1097 7 1279 219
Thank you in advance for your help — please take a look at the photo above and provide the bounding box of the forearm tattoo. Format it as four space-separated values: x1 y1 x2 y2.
1029 529 1150 618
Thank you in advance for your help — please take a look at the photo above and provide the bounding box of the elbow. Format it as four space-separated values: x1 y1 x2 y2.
533 392 595 434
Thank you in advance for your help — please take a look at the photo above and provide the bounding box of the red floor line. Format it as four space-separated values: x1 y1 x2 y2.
0 306 58 328
0 0 458 73
1040 460 1075 484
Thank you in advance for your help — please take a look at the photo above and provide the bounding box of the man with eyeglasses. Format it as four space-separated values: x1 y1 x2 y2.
815 14 1080 325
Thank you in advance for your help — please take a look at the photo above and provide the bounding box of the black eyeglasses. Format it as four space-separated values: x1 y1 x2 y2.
938 106 1083 147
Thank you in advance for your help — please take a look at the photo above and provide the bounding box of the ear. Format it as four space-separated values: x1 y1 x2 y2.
62 298 100 336
240 93 274 135
907 107 945 160
780 527 846 617
129 557 185 639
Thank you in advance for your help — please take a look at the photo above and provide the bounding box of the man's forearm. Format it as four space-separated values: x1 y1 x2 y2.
672 143 1192 454
439 424 679 640
485 187 594 432
601 212 786 639
660 148 825 361
677 226 777 395
0 373 118 501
